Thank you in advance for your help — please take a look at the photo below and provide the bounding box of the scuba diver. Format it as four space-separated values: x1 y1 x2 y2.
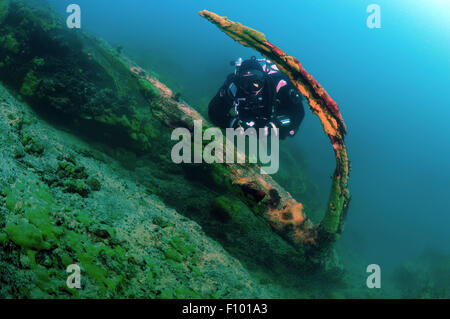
208 56 305 139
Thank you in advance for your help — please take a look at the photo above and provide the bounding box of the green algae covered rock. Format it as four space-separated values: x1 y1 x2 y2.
0 0 167 154
0 232 7 244
21 133 44 155
5 219 51 251
138 78 159 99
0 33 19 53
86 176 101 191
212 195 242 222
0 2 341 299
0 1 10 25
4 174 60 249
0 97 270 298
1 173 129 297
20 70 40 96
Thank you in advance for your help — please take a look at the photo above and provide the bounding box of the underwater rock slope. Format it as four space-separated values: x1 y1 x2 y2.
0 0 334 260
0 0 346 298
0 0 166 154
0 83 269 298
0 0 274 298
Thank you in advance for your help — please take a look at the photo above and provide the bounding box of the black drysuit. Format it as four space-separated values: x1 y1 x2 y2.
208 60 305 139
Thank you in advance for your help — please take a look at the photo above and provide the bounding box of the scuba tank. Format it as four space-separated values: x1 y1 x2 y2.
230 57 243 69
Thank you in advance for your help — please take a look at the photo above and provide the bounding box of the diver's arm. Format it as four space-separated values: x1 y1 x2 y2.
208 74 236 128
273 88 305 138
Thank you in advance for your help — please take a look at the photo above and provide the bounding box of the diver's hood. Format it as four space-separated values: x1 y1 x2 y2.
235 69 265 95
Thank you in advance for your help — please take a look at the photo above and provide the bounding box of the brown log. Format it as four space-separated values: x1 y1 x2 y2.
125 9 351 253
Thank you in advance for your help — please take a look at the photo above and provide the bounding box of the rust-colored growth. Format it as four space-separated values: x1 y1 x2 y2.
199 10 351 244
126 10 350 253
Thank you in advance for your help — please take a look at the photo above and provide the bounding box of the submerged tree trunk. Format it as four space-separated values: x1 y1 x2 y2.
197 11 351 254
0 0 350 263
122 11 351 257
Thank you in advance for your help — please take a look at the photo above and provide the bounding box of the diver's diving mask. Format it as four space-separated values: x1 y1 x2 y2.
236 69 265 95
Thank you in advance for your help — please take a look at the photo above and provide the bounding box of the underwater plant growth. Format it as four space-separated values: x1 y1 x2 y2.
0 0 448 301
0 0 340 299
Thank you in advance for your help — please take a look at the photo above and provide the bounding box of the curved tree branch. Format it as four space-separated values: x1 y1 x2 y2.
199 10 351 250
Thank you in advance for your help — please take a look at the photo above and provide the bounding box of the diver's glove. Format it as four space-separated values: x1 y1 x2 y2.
260 121 279 137
274 115 291 128
229 117 242 130
263 116 296 138
229 118 260 137
273 115 296 138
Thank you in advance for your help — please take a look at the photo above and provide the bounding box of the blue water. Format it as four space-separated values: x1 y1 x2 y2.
48 0 450 272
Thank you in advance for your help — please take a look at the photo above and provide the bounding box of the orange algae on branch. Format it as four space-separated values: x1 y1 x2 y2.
125 30 345 253
199 10 346 137
129 59 322 251
199 10 351 246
